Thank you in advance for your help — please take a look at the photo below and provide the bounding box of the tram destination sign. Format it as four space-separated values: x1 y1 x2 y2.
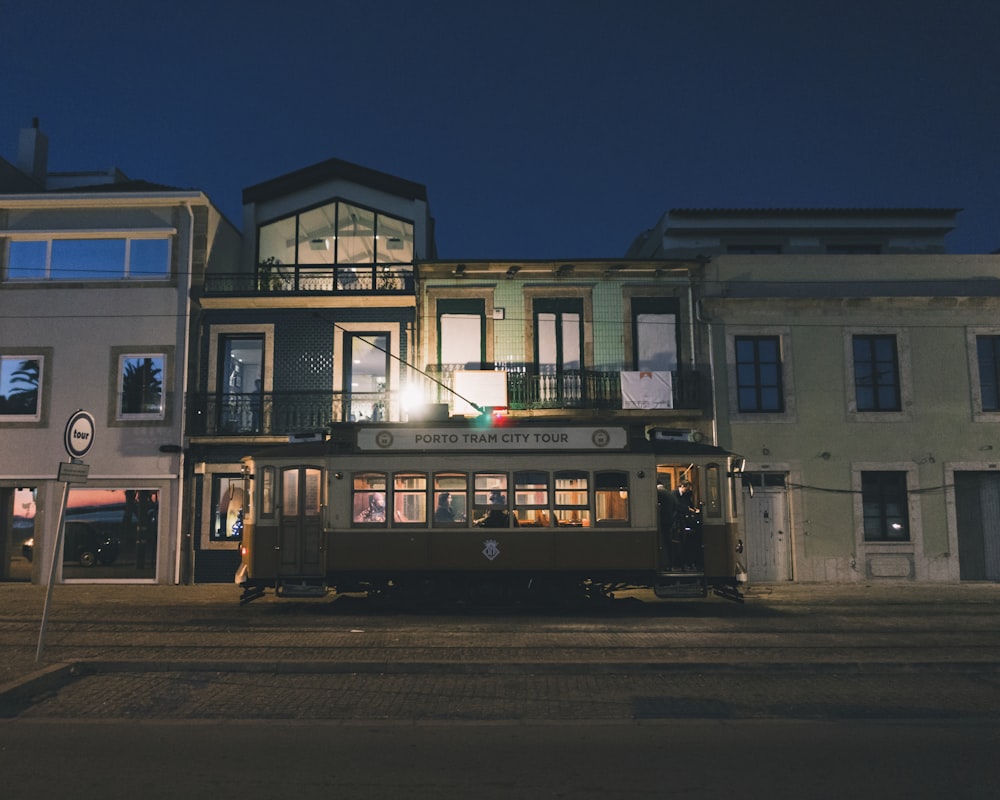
359 425 628 452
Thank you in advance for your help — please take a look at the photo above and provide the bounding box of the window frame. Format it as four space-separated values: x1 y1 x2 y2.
256 199 415 267
726 327 795 423
968 328 1000 421
5 233 173 282
859 470 911 542
0 349 51 425
844 328 912 422
109 346 174 426
734 334 785 413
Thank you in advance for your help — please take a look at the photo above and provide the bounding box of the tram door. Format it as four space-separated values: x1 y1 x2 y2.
742 472 791 582
278 467 323 577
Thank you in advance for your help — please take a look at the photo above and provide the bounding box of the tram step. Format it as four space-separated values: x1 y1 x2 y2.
653 574 707 599
276 580 328 598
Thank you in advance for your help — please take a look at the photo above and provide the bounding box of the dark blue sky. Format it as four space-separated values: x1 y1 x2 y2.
4 0 999 256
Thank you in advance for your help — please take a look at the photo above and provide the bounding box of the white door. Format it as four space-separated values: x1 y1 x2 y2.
743 474 791 582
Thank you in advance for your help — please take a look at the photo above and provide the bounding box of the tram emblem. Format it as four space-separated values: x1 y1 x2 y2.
482 539 500 561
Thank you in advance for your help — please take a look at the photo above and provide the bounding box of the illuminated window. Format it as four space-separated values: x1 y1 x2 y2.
394 473 427 524
352 472 387 525
594 471 629 526
514 471 550 527
554 471 590 527
433 473 468 525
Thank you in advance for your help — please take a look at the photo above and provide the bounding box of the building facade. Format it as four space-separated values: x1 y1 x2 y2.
633 208 1000 584
186 157 435 581
0 122 239 585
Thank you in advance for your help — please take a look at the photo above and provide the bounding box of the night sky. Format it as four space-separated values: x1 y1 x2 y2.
4 0 999 256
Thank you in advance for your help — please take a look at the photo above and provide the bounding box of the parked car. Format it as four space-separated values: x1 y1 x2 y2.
20 522 120 567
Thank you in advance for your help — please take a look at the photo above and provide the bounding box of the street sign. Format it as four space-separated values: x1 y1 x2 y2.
64 409 95 459
57 461 90 484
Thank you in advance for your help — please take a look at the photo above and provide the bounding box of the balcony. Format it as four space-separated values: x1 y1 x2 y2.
203 264 414 295
186 368 707 437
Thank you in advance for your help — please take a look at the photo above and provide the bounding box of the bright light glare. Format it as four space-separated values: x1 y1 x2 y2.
400 383 426 412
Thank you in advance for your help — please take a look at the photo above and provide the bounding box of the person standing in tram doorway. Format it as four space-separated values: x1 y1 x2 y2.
657 480 681 570
674 480 702 570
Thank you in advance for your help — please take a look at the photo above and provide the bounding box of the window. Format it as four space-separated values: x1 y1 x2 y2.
514 471 551 527
535 299 582 373
434 473 468 525
735 336 784 412
7 237 170 281
117 353 165 420
64 488 158 579
345 333 388 422
594 471 629 525
976 335 1000 411
437 299 485 369
212 475 246 542
633 297 679 372
259 466 275 518
352 473 387 525
861 471 909 541
220 336 264 433
257 201 414 266
554 471 590 527
0 354 42 420
853 335 900 412
534 298 583 406
394 473 427 524
473 472 513 527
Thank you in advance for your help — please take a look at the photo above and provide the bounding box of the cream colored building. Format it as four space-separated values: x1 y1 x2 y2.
633 209 1000 584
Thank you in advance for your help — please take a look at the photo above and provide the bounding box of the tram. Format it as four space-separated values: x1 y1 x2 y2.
235 420 747 606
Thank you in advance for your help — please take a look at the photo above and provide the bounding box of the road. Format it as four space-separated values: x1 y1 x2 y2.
0 582 997 797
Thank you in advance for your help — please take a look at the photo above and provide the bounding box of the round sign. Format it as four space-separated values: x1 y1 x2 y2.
64 410 96 460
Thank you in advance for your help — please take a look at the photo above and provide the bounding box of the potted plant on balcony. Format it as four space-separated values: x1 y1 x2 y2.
256 257 285 291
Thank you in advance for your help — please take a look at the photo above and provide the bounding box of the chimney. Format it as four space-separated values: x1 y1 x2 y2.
16 117 49 183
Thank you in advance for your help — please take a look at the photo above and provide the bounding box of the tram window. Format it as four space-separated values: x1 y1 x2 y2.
260 466 275 518
434 472 468 524
514 471 551 527
473 473 515 527
594 471 629 526
353 472 387 525
554 471 590 527
706 464 721 518
394 473 427 524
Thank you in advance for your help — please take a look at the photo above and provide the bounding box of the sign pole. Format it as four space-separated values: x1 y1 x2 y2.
36 410 96 662
36 481 70 662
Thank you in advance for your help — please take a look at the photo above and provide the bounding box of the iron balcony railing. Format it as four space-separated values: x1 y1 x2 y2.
187 368 706 436
202 264 414 295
